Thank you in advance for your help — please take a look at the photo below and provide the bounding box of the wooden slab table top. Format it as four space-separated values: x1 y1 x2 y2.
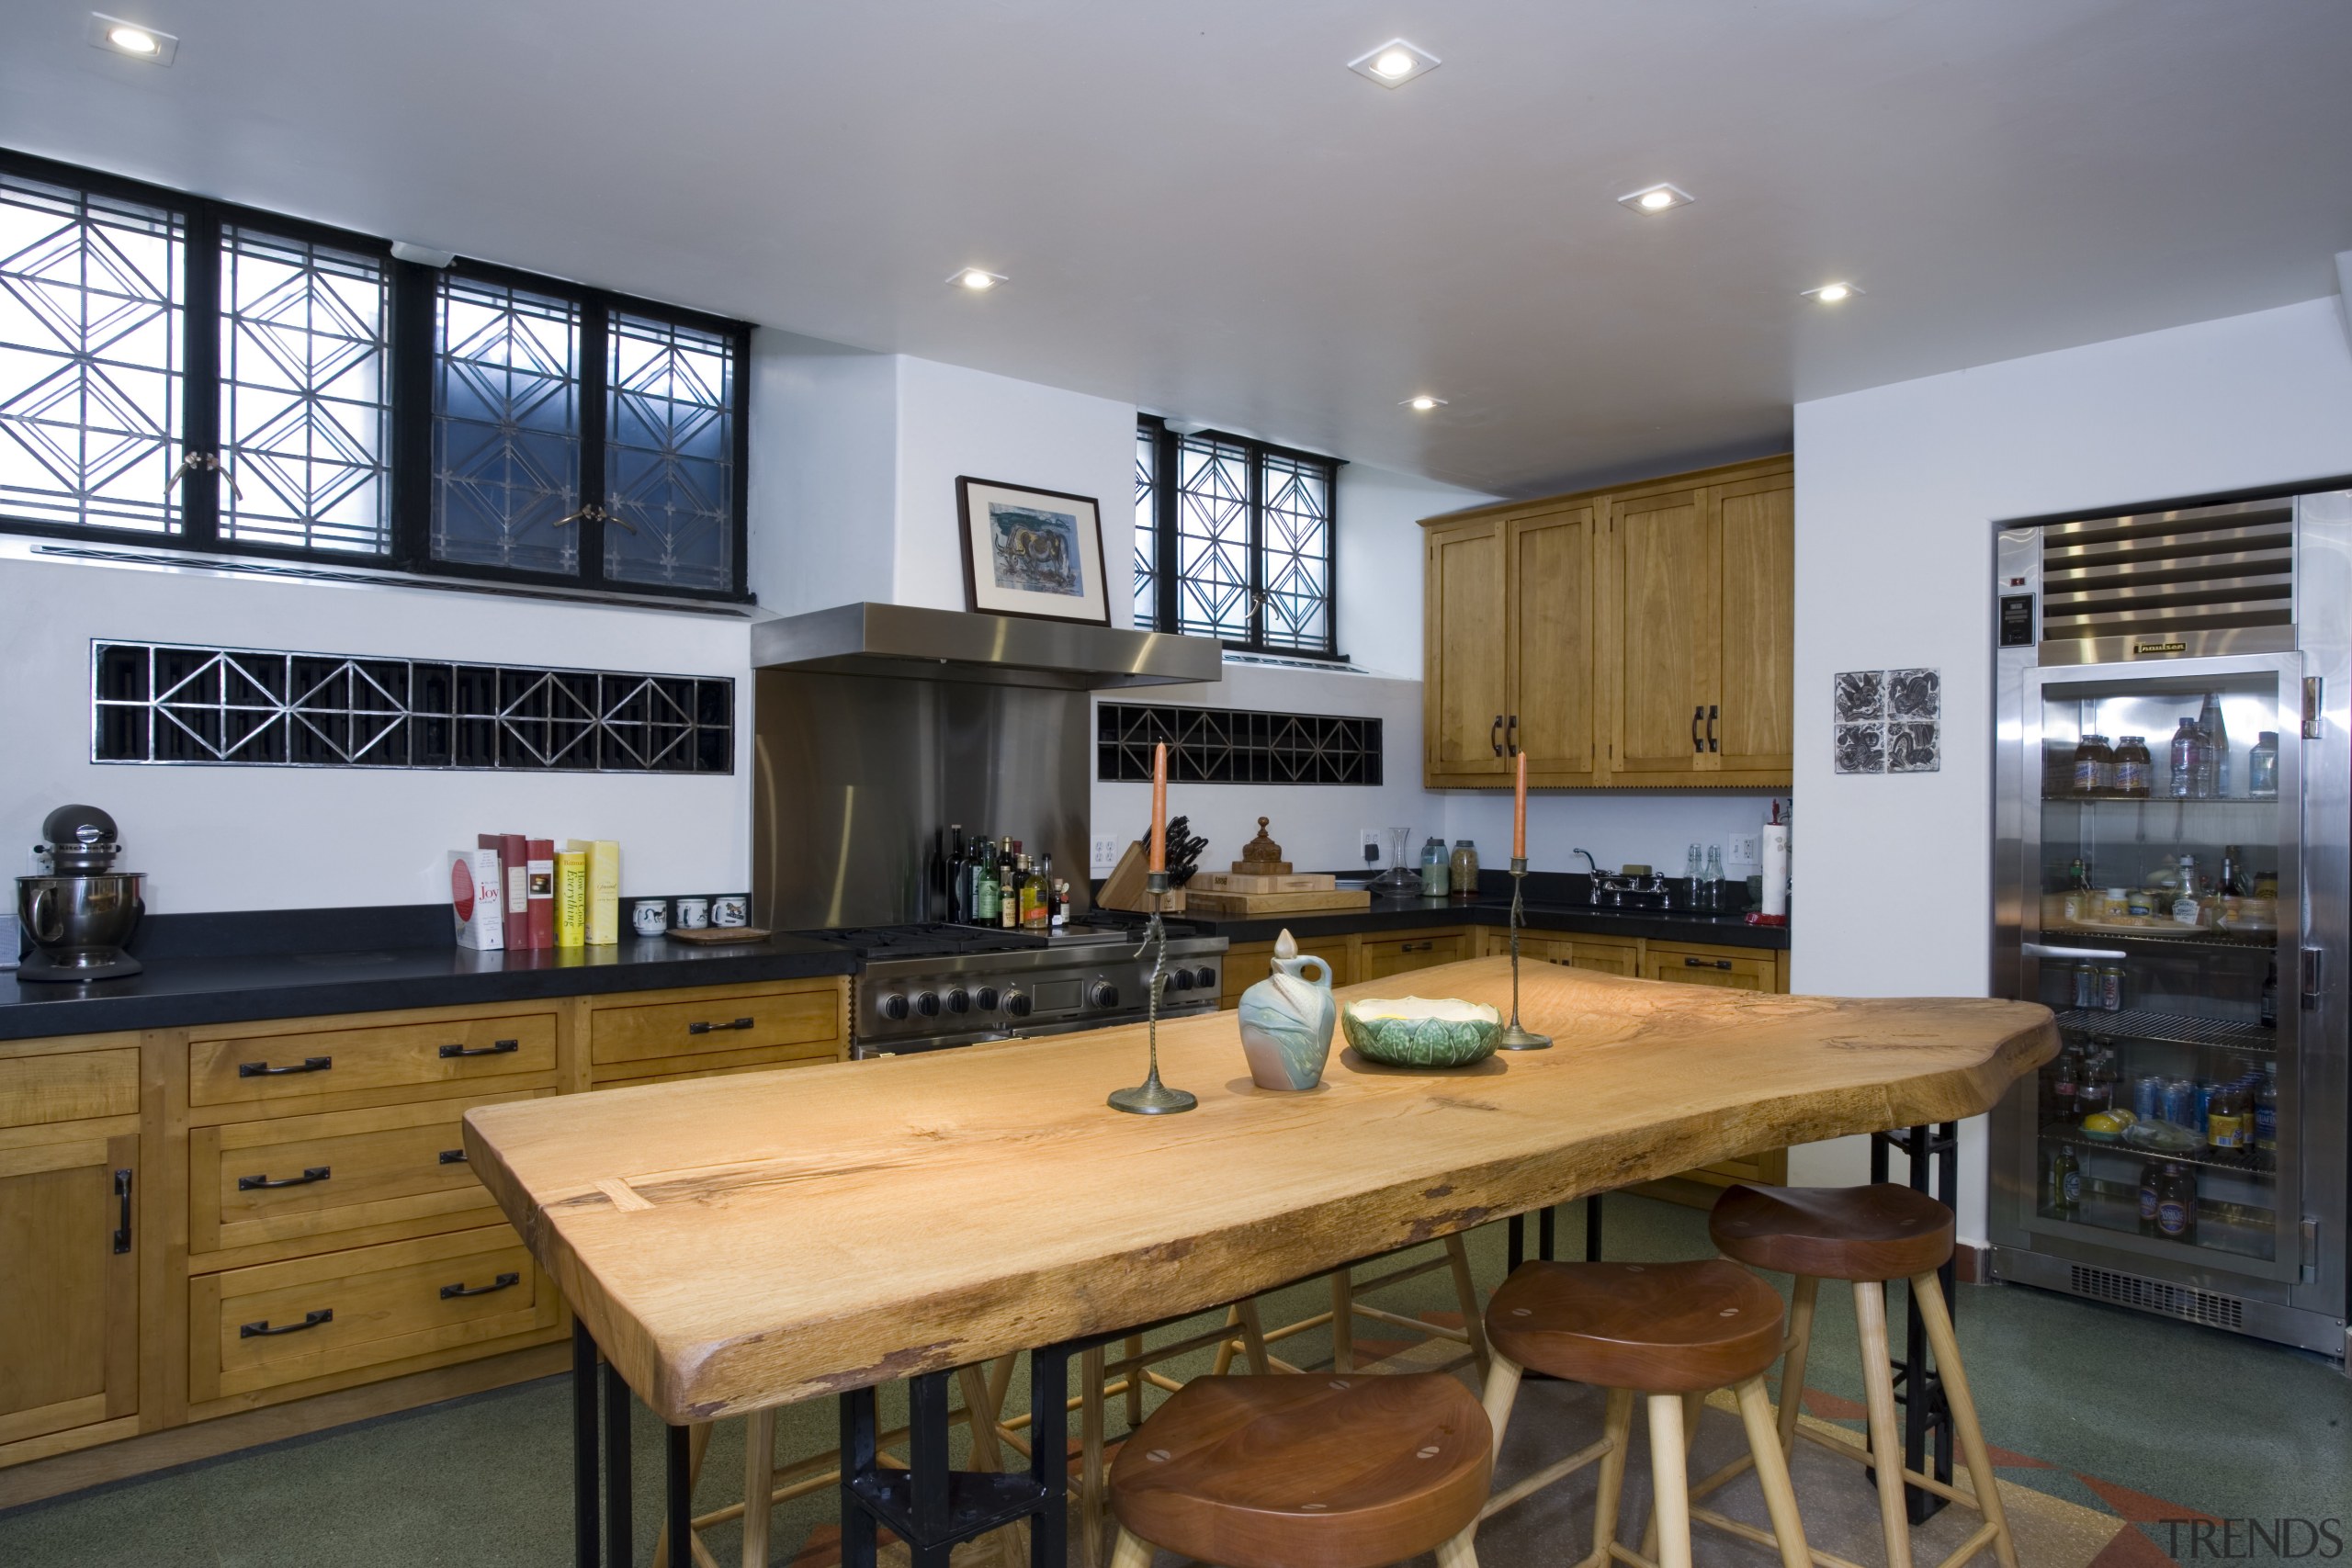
462 956 2057 1425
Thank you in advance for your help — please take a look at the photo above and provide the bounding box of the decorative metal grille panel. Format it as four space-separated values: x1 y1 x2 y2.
1132 422 1157 629
91 640 731 773
219 226 390 553
1258 450 1329 652
1098 703 1381 786
432 276 581 576
1173 434 1251 641
0 173 185 534
605 311 733 591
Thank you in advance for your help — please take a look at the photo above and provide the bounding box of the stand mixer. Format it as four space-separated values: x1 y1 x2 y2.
17 805 145 982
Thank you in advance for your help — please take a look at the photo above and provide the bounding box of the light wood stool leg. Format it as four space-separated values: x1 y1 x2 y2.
1436 1526 1482 1568
1579 1388 1635 1568
1478 1348 1523 1461
1777 1274 1819 1457
740 1407 775 1568
1735 1375 1812 1568
1855 1280 1917 1568
1912 1271 2019 1568
1444 1233 1493 1378
1107 1527 1153 1568
1330 1267 1356 1371
1208 1304 1242 1377
1646 1393 1695 1568
957 1362 1026 1568
1640 1391 1705 1561
1122 1334 1145 1427
1234 1297 1272 1375
1080 1345 1108 1568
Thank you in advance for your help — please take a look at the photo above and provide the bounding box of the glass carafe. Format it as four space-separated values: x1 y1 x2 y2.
1370 826 1423 895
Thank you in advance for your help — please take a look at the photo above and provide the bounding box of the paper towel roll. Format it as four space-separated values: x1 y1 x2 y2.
1761 824 1790 918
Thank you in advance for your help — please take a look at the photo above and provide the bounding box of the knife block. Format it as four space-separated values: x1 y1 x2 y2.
1096 840 1187 914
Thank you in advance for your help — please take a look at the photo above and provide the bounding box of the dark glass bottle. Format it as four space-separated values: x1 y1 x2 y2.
945 826 968 923
2047 1144 2080 1216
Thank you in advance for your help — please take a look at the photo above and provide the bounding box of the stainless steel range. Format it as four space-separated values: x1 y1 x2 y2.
808 923 1228 1056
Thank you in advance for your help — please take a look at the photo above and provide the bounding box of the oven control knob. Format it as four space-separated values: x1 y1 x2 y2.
1003 989 1033 1017
914 991 941 1018
1170 969 1195 991
1088 981 1120 1010
975 987 1000 1011
1194 966 1217 991
944 988 970 1013
879 993 910 1021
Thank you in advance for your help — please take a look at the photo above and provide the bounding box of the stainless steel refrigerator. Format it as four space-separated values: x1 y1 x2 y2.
1990 489 2349 1362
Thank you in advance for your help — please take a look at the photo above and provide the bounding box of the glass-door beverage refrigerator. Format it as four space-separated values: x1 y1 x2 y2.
1989 490 2348 1362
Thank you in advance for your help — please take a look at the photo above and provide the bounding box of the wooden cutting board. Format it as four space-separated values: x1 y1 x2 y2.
1181 887 1372 916
1189 872 1336 894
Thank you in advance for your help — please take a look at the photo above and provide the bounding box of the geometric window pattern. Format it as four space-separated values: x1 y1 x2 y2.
431 276 582 578
218 227 390 553
1098 702 1382 786
91 640 732 773
1257 450 1329 653
1173 433 1254 642
1133 421 1157 629
0 173 185 534
604 311 733 592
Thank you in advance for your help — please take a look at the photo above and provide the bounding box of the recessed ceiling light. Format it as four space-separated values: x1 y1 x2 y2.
948 268 1005 291
1402 396 1447 412
87 12 176 63
1617 183 1693 214
1802 281 1863 304
1348 38 1440 88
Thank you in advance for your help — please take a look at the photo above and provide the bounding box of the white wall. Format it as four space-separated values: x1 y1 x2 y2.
0 548 752 913
745 333 899 616
1443 793 1783 882
1792 295 2352 1238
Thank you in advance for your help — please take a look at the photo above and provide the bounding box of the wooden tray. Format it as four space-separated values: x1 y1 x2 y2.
1191 872 1335 894
1180 888 1372 917
666 927 771 944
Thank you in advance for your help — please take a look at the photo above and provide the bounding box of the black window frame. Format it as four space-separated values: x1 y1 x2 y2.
0 148 752 606
1135 413 1344 660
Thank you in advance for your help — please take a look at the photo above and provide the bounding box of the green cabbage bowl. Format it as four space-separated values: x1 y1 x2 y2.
1339 996 1502 1067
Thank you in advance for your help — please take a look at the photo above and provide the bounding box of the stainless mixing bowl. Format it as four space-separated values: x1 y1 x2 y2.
16 872 145 981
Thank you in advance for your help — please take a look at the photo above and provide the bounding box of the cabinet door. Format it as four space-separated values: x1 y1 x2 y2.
1568 937 1642 977
1423 519 1510 781
1713 473 1794 780
1606 490 1714 778
1509 502 1600 784
0 1133 138 1447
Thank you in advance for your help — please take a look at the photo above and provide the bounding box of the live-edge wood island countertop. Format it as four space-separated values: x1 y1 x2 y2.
462 956 2055 1424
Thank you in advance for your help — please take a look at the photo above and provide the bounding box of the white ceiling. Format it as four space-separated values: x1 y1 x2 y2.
8 0 2352 496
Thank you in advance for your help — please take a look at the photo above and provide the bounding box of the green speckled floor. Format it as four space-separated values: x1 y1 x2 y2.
1 1196 2344 1566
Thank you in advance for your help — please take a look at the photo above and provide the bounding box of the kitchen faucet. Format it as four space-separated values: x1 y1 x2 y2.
1572 848 1600 877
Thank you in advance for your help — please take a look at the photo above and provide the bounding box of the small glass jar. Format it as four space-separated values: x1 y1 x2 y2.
1419 837 1451 897
1449 840 1479 898
2248 731 2279 799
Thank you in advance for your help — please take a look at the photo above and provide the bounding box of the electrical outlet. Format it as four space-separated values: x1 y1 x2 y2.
1091 835 1124 872
1728 834 1760 867
1360 829 1383 863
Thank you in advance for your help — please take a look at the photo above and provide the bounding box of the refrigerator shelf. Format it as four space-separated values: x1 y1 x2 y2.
2053 1007 2279 1055
2038 1121 2276 1179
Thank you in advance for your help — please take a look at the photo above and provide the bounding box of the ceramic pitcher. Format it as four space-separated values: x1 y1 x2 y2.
1237 928 1337 1090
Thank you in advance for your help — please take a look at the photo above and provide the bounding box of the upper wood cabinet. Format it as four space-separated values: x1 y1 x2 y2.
1422 456 1792 790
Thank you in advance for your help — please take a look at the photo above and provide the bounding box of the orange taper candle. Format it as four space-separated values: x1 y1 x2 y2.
1513 749 1528 860
1149 742 1169 873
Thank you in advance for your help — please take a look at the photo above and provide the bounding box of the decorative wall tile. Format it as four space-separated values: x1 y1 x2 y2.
1833 667 1939 775
90 641 731 773
1099 703 1382 785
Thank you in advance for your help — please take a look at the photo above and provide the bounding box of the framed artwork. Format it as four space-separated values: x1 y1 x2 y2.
956 477 1110 625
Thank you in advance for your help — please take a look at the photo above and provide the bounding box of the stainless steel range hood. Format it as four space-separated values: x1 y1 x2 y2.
750 602 1222 689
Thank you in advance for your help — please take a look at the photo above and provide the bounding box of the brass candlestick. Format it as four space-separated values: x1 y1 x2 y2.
1109 872 1197 1114
1495 856 1552 1051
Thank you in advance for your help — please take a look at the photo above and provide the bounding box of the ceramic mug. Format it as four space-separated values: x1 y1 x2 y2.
712 895 749 928
631 899 669 936
673 897 710 930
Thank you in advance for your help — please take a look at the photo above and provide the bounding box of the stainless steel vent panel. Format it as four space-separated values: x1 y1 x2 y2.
2038 500 2298 664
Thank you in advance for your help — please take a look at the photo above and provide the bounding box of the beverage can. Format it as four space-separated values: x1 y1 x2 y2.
2191 1080 2214 1133
2132 1074 2164 1122
2071 964 2098 1010
2098 964 2124 1011
2162 1077 2197 1128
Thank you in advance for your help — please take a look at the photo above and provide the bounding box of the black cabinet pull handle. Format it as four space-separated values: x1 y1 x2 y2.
239 1055 331 1077
439 1271 521 1300
437 1148 469 1165
237 1165 331 1191
112 1168 131 1255
1690 705 1704 753
1490 715 1504 756
1506 715 1520 756
241 1308 332 1337
438 1038 519 1059
1684 956 1735 970
1707 704 1719 753
686 1017 755 1035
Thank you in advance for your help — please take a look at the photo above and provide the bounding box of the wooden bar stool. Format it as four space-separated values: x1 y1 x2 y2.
1701 1184 2018 1568
1214 1234 1492 1379
1476 1258 1811 1568
1107 1371 1491 1568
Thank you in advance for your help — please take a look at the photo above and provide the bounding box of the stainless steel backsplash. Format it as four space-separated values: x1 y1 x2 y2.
752 670 1092 931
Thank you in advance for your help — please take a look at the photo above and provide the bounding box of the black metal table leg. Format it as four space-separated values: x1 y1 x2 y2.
1028 1345 1069 1568
572 1321 602 1568
840 1384 879 1568
1871 1121 1960 1524
603 1359 634 1563
1585 1193 1604 1260
908 1372 954 1568
1539 1203 1556 1260
666 1423 693 1568
1506 1213 1524 1270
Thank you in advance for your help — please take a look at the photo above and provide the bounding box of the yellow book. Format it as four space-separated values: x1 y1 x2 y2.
567 838 621 945
555 851 588 948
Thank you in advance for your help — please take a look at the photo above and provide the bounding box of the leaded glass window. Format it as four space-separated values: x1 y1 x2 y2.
1135 417 1340 658
0 173 184 534
1258 450 1329 653
431 276 582 577
1175 434 1253 641
219 227 390 552
1133 421 1157 628
605 311 734 592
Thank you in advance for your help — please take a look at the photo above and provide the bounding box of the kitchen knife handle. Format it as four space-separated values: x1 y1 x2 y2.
1490 715 1504 757
1691 705 1704 753
687 1017 757 1035
241 1308 333 1338
238 1055 332 1077
237 1165 331 1191
438 1039 519 1059
440 1271 521 1300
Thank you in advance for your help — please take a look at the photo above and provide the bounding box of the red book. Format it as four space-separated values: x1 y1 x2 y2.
526 839 556 950
481 833 528 951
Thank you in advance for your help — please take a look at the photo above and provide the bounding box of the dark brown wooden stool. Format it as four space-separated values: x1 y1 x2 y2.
1476 1259 1810 1568
1703 1184 2018 1568
1107 1372 1491 1568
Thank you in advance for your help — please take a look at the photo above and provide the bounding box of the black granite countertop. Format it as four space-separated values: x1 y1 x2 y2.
0 904 857 1042
1177 894 1789 950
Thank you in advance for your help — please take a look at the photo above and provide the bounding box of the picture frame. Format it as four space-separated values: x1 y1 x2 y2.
956 476 1111 626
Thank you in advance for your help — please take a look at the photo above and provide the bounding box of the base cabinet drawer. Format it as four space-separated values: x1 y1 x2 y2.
189 1091 551 1259
187 1013 558 1108
589 985 843 1071
0 1048 139 1131
1356 931 1468 983
1642 945 1777 991
189 1226 557 1404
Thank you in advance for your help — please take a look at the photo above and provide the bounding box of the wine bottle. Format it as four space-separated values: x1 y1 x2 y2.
945 826 967 923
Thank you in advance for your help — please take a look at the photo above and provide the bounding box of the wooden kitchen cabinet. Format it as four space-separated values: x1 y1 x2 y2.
1421 455 1792 790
